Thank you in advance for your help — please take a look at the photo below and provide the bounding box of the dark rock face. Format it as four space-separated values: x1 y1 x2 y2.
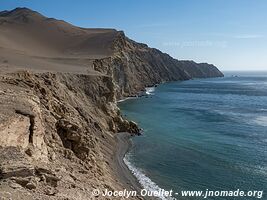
178 61 224 78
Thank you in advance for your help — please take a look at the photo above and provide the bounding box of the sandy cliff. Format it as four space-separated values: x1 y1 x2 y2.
0 8 223 200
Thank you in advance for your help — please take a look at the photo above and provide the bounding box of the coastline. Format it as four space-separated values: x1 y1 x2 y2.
0 7 224 200
113 133 142 191
113 132 158 200
114 122 176 200
114 74 267 200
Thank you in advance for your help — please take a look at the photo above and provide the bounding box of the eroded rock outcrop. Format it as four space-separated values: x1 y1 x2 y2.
0 71 140 199
0 82 48 161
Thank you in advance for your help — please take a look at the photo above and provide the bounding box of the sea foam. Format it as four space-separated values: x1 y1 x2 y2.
253 116 267 127
145 87 155 95
117 97 137 103
124 154 176 200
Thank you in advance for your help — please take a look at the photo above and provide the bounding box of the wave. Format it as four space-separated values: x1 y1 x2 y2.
145 87 155 95
124 154 176 200
253 116 267 127
255 166 267 176
117 97 137 103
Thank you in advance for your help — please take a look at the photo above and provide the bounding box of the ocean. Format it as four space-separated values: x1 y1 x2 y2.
119 71 267 200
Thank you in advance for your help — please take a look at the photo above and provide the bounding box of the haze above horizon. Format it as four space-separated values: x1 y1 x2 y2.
1 0 266 71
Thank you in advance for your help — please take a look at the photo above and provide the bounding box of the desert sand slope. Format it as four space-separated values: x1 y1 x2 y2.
0 7 117 57
0 7 119 73
0 7 223 200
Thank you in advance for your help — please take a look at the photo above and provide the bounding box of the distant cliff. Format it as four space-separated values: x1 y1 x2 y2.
0 7 223 200
93 31 223 98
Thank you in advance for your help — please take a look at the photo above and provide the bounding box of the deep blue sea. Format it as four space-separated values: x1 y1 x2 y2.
119 71 267 200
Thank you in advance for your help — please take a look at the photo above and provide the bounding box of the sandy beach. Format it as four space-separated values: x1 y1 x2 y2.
114 133 142 191
114 132 161 200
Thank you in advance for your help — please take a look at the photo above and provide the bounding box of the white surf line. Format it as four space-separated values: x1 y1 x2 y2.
123 154 176 200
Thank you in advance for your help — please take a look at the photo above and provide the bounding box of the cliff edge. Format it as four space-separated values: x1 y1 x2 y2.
0 8 223 200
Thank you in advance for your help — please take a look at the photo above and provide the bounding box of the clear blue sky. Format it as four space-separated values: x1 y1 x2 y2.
1 0 267 71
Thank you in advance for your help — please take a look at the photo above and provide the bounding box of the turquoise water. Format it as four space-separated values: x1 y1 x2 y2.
119 71 267 199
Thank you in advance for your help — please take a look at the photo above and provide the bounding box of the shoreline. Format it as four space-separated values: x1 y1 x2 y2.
113 132 157 200
114 89 171 200
114 132 142 192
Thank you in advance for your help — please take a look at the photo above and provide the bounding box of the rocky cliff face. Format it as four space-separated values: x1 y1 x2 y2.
0 7 223 200
0 71 138 200
93 31 223 98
